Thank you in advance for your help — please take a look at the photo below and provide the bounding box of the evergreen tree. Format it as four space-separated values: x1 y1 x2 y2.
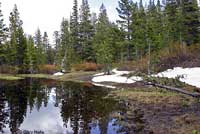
147 0 164 52
94 4 113 74
34 28 46 65
70 0 79 57
0 2 8 65
0 2 8 45
42 32 54 64
60 19 74 70
131 2 145 59
164 0 180 42
91 12 97 31
53 31 61 65
9 4 27 72
116 0 134 60
23 36 37 73
42 31 49 53
79 0 95 61
182 0 200 45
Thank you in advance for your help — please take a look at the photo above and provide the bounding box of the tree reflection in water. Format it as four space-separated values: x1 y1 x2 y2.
0 79 123 134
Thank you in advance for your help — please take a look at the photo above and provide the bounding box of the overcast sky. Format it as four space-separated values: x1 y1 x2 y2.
1 0 118 43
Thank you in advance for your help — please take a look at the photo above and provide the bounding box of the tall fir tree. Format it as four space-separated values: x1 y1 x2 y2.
9 4 27 72
79 0 94 61
164 0 180 42
34 28 46 65
117 0 134 60
182 0 200 45
93 3 113 74
42 32 49 53
42 32 54 64
23 36 37 73
0 2 8 45
53 31 61 66
60 18 74 70
131 0 147 59
70 0 80 57
0 2 8 64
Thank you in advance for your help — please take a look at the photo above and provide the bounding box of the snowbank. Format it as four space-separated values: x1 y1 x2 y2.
92 67 200 88
154 67 200 88
92 69 142 84
53 72 64 76
92 83 116 89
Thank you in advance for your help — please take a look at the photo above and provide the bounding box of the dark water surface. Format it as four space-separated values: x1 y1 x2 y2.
0 79 123 134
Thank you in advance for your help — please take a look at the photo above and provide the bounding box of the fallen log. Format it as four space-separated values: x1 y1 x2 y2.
146 82 200 98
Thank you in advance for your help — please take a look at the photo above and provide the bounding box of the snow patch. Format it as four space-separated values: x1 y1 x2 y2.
92 69 142 84
92 83 116 89
154 67 200 88
93 72 105 77
53 72 64 76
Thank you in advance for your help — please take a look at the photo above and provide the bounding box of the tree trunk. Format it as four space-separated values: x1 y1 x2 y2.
147 82 200 98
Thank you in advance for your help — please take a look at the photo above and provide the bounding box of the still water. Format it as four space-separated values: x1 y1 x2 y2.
0 79 124 134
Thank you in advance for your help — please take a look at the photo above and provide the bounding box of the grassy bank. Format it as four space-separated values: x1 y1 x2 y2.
0 71 97 82
0 74 24 80
107 88 200 134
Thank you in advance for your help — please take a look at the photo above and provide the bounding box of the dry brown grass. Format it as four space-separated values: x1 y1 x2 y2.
119 43 200 73
72 62 102 71
38 64 59 74
108 88 200 134
0 65 19 74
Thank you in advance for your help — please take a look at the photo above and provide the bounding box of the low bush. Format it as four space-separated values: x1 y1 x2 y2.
119 43 200 73
0 65 19 74
118 58 148 73
72 62 102 71
38 64 59 74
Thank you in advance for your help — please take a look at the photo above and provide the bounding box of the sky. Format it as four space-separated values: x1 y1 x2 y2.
1 0 119 43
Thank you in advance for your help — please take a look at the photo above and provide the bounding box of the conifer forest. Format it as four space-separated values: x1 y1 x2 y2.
0 0 200 134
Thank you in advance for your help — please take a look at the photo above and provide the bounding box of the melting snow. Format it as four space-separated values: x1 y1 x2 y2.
92 69 142 84
154 67 200 88
92 67 200 88
92 83 116 89
53 72 64 76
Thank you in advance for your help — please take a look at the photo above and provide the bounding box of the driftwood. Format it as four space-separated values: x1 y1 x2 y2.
146 82 200 98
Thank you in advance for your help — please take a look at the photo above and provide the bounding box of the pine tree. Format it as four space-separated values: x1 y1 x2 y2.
42 32 49 53
182 0 200 45
42 32 54 64
9 4 27 72
53 31 61 66
155 0 165 49
0 2 8 65
147 0 165 52
24 36 37 73
131 0 147 59
79 0 94 61
93 3 113 74
60 18 74 70
70 0 79 56
0 2 8 45
34 28 46 65
116 0 134 60
164 0 180 42
109 23 125 63
91 12 97 31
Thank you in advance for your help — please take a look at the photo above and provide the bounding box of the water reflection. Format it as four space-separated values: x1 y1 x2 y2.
0 79 122 134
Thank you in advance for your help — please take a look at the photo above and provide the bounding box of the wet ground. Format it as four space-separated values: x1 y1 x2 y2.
109 88 200 134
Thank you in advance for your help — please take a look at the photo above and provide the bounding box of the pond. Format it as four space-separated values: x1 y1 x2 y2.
0 78 125 134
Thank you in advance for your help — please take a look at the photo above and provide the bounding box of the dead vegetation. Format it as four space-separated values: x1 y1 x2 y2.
118 43 200 73
108 88 200 134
